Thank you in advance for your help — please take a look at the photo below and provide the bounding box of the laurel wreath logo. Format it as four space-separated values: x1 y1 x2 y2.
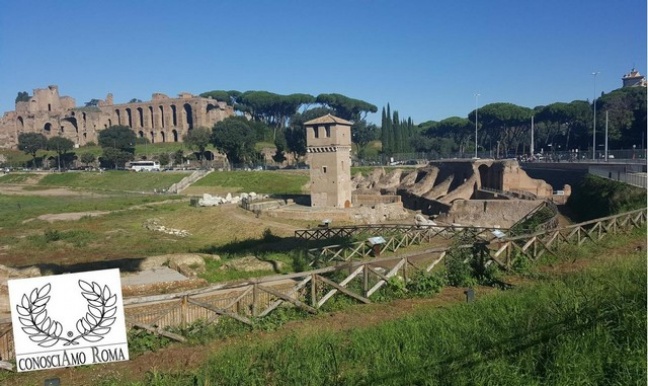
16 280 118 347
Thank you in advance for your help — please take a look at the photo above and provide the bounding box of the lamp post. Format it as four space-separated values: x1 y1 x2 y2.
591 72 600 160
474 93 480 159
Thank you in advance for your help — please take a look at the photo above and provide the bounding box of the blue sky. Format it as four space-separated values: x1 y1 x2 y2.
1 0 645 125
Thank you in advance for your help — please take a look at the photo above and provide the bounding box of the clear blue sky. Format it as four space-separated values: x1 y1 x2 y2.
1 0 645 125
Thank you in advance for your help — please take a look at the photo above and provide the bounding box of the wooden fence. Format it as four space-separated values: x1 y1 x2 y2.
0 208 645 364
296 223 507 242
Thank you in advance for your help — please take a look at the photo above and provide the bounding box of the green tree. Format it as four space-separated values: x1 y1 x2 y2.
98 126 136 153
183 127 212 161
99 147 133 169
47 136 75 169
272 130 287 163
98 126 136 168
472 103 533 154
597 87 647 148
18 132 47 167
80 152 96 168
158 152 170 167
535 101 591 151
352 120 378 159
315 93 377 121
211 117 259 166
15 91 30 103
237 91 316 140
173 149 184 167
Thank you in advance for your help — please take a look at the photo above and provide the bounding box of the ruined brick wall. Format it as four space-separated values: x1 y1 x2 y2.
0 85 234 149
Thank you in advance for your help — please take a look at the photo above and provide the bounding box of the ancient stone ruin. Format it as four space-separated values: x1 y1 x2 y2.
0 85 234 149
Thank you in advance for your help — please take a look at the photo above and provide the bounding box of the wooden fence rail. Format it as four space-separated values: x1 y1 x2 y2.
0 208 645 363
295 223 508 241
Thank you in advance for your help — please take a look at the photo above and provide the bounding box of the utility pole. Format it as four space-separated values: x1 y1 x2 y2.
604 111 608 161
531 115 535 158
591 72 600 160
474 93 480 158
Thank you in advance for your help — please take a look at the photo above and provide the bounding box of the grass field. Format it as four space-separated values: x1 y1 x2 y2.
124 243 647 385
37 171 189 193
189 170 309 194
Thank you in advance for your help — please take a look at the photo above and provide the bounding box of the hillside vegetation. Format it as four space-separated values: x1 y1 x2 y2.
567 175 647 221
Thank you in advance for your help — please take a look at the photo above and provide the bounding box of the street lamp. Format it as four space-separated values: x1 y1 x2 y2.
474 93 480 158
591 72 600 160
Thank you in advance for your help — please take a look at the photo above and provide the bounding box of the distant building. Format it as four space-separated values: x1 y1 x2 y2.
622 68 647 88
305 114 353 208
0 85 234 149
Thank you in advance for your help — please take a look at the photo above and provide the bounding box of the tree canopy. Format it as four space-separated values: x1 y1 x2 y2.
98 126 136 152
183 127 212 160
15 91 30 103
18 133 47 166
98 126 136 169
316 93 377 121
211 117 260 166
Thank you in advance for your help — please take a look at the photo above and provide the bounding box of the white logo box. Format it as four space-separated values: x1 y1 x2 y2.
8 268 129 372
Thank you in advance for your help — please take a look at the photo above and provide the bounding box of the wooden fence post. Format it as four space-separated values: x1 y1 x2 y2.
311 273 317 308
363 264 369 296
181 295 188 328
252 282 258 317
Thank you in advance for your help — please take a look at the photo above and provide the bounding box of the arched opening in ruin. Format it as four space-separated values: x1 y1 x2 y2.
149 106 154 129
43 123 52 132
171 105 177 127
172 129 178 142
62 117 78 135
206 104 219 113
115 110 121 125
478 164 501 190
196 151 215 161
137 107 144 128
161 131 166 143
138 131 144 138
17 116 24 130
478 164 490 189
126 108 133 128
183 104 193 130
108 119 112 127
159 106 165 128
82 112 87 127
48 104 52 112
150 131 155 144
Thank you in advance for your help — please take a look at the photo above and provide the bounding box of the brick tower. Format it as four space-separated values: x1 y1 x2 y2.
304 114 353 208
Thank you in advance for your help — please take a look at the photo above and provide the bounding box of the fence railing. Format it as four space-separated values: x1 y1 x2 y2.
589 166 647 189
0 208 645 364
295 223 507 242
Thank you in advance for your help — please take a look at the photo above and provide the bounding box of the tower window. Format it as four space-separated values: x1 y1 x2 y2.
325 125 331 137
313 126 319 138
322 166 327 173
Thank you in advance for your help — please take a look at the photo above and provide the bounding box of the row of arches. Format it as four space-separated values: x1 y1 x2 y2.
114 103 195 131
137 129 181 143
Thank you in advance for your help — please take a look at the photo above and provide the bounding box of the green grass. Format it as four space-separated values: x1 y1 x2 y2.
37 171 189 193
191 170 309 194
0 173 32 184
0 193 179 227
567 174 647 221
130 251 646 386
